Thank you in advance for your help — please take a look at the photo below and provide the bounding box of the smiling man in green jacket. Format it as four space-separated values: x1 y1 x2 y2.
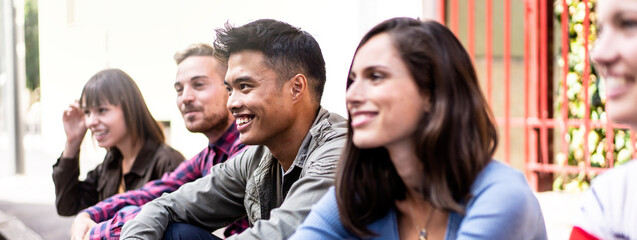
121 19 347 240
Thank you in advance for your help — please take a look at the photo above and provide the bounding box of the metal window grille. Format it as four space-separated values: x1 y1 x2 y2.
436 0 637 191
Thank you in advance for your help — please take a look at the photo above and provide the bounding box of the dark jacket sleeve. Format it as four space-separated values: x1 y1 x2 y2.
52 155 101 216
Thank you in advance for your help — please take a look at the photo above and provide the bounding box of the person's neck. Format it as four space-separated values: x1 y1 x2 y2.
386 141 424 192
267 105 318 171
203 117 234 145
116 137 144 174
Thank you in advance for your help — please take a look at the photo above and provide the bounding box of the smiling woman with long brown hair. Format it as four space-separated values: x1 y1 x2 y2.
52 68 184 217
290 17 547 239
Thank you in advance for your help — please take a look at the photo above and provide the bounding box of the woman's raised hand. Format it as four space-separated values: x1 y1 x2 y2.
62 100 87 158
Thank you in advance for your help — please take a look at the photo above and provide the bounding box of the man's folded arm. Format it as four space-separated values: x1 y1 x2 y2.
120 149 255 239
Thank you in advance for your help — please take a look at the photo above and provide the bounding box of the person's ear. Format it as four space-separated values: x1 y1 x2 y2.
289 74 307 102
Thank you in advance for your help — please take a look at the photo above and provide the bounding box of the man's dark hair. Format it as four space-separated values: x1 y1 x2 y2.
213 19 327 104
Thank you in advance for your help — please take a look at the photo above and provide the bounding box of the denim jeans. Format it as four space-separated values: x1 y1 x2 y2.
164 222 222 240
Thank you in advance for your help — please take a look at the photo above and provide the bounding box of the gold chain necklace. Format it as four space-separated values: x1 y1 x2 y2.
406 201 435 240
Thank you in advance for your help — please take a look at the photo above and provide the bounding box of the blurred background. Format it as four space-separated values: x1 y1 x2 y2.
2 0 431 178
0 0 612 239
0 0 433 239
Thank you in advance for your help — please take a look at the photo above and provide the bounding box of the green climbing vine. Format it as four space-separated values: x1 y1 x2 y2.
553 0 633 192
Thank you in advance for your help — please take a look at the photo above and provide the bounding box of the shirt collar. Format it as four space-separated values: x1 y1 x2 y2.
289 106 329 170
208 123 241 156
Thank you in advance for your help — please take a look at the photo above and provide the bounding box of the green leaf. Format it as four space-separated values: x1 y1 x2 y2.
617 148 632 165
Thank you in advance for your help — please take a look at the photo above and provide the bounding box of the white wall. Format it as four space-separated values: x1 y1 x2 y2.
38 0 431 173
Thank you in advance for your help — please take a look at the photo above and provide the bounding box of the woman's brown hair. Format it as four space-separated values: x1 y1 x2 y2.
335 18 498 237
80 68 165 150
